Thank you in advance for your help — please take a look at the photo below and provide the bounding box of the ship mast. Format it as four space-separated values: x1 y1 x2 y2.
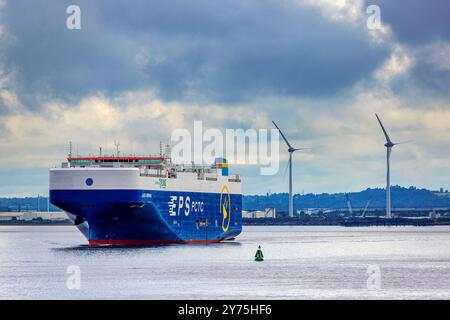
114 140 120 157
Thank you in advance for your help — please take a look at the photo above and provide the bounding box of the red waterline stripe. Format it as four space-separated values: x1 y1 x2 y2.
88 239 221 246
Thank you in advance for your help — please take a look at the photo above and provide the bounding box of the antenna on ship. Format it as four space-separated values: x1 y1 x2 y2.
114 140 120 157
69 141 73 158
99 147 103 156
159 141 163 157
165 141 171 163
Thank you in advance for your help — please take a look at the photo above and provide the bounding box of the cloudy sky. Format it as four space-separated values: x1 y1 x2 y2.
0 0 449 196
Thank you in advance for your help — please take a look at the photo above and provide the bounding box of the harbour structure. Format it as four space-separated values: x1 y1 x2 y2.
242 208 277 219
0 211 67 222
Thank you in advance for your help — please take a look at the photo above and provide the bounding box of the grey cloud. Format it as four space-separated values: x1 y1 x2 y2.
369 0 450 45
0 0 389 109
411 60 450 94
368 0 450 96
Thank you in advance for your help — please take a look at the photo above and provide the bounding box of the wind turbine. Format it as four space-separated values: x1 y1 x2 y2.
272 121 307 218
375 114 400 219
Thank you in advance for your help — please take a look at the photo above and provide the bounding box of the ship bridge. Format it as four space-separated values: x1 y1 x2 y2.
67 156 165 167
64 155 241 183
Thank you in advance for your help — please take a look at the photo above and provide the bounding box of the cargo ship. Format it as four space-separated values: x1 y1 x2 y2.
49 152 242 246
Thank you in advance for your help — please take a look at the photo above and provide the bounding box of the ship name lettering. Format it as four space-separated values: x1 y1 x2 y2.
168 195 204 216
168 196 177 216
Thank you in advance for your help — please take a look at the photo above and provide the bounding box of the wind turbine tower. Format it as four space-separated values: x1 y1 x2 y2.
375 114 402 219
346 194 353 216
272 121 307 218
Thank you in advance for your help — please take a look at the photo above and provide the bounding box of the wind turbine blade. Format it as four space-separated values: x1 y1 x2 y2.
375 114 392 144
394 140 412 145
272 121 293 149
293 148 311 151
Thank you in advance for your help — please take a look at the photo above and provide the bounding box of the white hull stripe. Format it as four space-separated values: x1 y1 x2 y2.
49 168 242 195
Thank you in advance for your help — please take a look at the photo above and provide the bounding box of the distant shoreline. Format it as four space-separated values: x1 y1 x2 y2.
243 217 450 227
2 218 450 227
0 220 72 226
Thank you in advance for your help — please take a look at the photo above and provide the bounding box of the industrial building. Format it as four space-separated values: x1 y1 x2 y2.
242 208 277 219
0 211 67 222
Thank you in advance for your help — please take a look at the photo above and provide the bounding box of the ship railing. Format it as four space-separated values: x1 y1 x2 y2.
140 173 167 178
139 167 167 178
170 163 214 172
227 174 241 183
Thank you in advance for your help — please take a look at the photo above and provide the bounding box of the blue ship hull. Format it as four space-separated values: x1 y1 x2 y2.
50 189 242 245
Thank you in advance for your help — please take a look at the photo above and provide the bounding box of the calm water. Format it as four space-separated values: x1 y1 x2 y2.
0 225 450 299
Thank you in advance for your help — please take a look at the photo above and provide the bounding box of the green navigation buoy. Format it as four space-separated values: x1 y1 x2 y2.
255 245 264 262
